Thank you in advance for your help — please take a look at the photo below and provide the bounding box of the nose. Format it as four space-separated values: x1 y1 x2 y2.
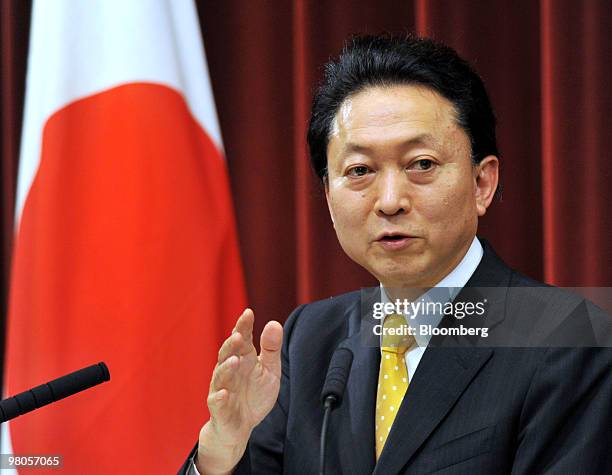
375 170 411 216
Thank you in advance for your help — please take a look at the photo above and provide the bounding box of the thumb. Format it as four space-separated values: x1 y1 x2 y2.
259 320 283 375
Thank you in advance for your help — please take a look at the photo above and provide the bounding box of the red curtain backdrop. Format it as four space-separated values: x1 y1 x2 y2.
2 0 611 363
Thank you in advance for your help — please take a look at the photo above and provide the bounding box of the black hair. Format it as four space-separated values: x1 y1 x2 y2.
307 34 498 181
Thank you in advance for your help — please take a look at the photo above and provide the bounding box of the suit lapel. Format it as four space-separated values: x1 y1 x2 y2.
372 346 493 475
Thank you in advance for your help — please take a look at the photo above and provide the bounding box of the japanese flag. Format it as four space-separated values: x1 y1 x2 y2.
3 1 246 473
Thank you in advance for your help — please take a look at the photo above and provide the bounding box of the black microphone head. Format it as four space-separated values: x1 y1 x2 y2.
321 347 354 406
47 361 111 400
97 362 111 381
0 361 111 423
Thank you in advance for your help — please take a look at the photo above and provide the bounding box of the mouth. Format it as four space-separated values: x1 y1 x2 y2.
375 233 418 251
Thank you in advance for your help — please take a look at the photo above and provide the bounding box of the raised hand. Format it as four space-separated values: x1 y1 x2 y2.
196 309 283 475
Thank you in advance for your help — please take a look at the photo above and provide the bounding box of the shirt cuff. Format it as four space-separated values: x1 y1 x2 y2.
188 451 201 475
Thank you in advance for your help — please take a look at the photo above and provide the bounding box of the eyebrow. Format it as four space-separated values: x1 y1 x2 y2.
341 133 441 155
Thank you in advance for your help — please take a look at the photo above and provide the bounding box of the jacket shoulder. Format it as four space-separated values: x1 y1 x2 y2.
283 289 362 348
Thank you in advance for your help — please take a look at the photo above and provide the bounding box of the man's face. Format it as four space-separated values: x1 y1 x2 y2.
325 85 498 289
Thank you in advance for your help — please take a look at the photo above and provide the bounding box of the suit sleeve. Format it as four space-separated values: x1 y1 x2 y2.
511 347 612 474
178 304 306 475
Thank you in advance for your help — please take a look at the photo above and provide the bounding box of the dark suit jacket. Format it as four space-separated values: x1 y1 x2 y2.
180 240 612 474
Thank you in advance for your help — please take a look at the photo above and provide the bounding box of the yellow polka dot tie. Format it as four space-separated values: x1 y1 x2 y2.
375 314 414 460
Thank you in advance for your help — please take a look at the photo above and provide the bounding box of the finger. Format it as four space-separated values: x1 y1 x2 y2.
217 332 238 364
211 354 240 393
259 320 283 375
217 309 253 362
233 308 255 344
207 388 230 419
218 329 255 365
208 388 242 427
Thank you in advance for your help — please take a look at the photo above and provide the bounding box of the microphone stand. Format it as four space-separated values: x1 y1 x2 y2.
319 395 336 475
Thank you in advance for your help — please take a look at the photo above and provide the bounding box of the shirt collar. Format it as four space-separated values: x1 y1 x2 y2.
380 236 483 347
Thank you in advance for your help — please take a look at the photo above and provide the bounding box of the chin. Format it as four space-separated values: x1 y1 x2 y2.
371 262 428 288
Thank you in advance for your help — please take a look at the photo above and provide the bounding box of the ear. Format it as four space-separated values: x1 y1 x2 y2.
474 155 499 217
324 178 336 226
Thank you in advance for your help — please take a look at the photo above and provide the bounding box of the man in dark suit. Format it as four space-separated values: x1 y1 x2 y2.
181 35 612 474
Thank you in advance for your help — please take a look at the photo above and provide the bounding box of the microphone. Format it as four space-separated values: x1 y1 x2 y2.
319 347 353 475
0 362 110 423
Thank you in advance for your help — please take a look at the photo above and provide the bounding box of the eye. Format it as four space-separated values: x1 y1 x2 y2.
346 165 371 177
409 159 435 171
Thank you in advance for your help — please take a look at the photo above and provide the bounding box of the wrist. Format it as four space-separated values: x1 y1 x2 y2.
196 421 249 475
194 449 233 475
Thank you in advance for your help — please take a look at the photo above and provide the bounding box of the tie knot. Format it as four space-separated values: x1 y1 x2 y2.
381 314 415 354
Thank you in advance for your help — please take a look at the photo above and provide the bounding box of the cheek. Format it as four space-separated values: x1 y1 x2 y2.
329 192 369 234
417 176 476 225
